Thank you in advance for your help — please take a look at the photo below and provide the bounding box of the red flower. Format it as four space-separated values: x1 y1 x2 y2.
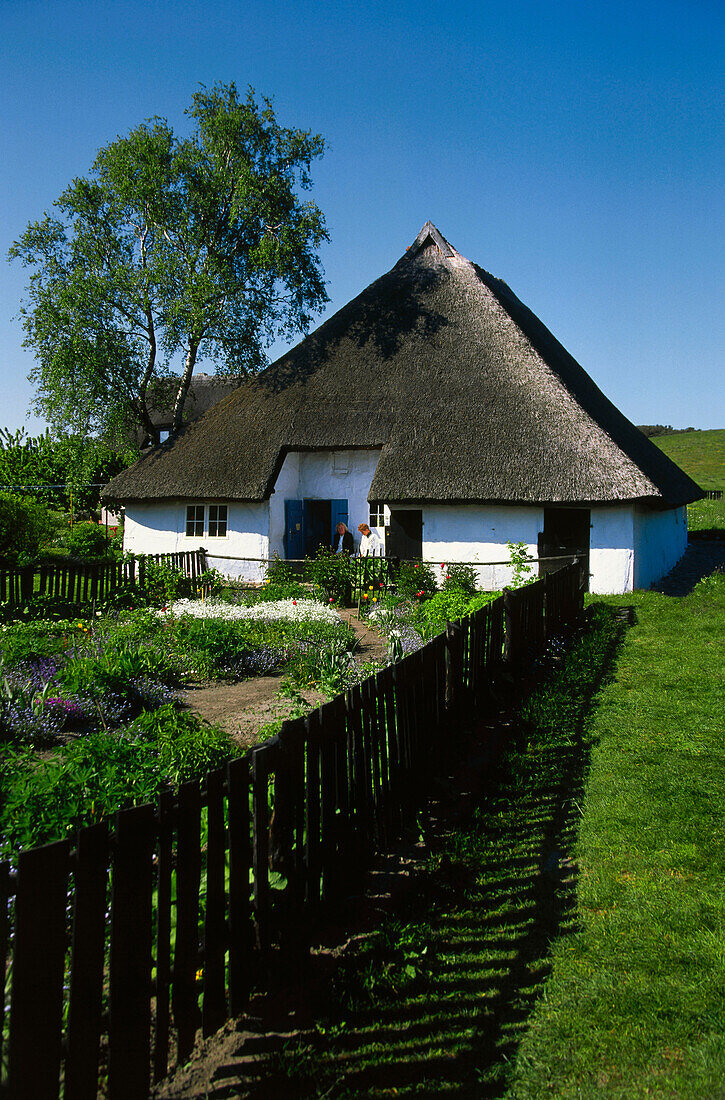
292 600 297 605
440 563 445 569
446 574 451 580
329 597 334 603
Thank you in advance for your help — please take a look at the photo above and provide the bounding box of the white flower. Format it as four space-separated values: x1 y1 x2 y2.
161 597 340 625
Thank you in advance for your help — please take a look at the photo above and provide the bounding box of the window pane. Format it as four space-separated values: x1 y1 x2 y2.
186 505 204 538
369 502 384 526
209 504 227 538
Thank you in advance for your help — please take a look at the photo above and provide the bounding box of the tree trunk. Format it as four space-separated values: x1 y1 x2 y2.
171 338 200 437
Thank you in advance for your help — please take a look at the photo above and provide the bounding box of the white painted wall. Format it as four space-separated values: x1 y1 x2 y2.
123 500 269 581
420 502 643 594
589 505 634 594
421 504 543 589
633 504 687 590
268 449 381 557
122 483 686 594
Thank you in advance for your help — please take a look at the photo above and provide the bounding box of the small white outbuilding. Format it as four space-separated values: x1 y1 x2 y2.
104 223 701 594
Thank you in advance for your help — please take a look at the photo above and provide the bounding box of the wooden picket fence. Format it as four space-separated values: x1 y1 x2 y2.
0 561 584 1100
0 549 207 610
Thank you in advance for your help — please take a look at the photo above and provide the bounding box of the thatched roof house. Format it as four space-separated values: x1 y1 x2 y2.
105 222 701 593
129 373 242 447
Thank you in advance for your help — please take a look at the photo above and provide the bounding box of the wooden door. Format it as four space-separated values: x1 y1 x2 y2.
538 507 590 589
386 510 422 560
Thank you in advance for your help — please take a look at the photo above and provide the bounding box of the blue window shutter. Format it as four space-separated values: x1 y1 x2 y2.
284 500 305 559
331 499 349 545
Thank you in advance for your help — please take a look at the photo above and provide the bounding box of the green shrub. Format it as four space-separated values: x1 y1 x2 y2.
141 559 189 605
0 708 236 854
66 521 110 559
441 563 479 596
395 561 438 600
130 704 233 785
309 548 356 604
0 492 55 564
507 540 536 589
412 590 498 640
57 642 177 698
265 554 295 584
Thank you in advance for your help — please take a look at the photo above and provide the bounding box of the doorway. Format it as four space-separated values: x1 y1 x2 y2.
284 498 349 559
304 500 331 557
386 509 422 559
538 507 590 590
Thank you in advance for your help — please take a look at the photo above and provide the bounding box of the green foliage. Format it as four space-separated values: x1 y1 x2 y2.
57 642 177 698
308 548 356 604
0 427 136 510
265 553 294 585
10 82 328 442
290 636 357 696
394 561 437 600
507 540 536 589
441 562 478 596
0 709 235 853
141 559 190 605
0 619 85 663
65 521 111 559
130 704 233 786
0 492 55 563
411 590 497 640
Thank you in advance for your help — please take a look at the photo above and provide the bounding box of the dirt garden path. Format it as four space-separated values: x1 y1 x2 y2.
181 607 388 749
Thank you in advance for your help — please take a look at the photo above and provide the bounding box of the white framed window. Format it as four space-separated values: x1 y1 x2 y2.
208 504 228 538
369 502 385 527
186 505 204 538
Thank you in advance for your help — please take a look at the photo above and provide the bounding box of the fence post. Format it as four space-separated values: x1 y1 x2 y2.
444 620 463 725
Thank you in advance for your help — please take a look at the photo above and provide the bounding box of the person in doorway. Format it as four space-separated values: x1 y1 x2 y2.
357 523 383 556
333 522 354 554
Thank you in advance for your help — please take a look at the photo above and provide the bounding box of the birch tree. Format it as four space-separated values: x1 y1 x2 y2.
10 83 328 442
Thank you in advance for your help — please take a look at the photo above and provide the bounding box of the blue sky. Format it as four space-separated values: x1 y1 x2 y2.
1 0 723 434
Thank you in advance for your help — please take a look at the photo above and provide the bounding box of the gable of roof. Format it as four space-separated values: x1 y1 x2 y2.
104 223 702 509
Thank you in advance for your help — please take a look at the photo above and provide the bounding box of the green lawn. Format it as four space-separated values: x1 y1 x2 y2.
509 580 725 1099
687 495 725 533
652 428 725 491
252 576 725 1098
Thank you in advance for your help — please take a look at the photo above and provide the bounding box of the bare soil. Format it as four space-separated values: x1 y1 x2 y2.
181 608 388 750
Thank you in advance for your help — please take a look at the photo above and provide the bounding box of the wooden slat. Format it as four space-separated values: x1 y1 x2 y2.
227 755 253 1016
8 839 70 1100
373 672 391 845
381 665 401 837
252 742 275 955
173 781 202 1064
0 862 11 1074
154 790 175 1084
362 677 382 842
346 686 369 858
202 768 227 1038
65 821 110 1100
304 710 323 911
108 803 155 1100
319 704 338 904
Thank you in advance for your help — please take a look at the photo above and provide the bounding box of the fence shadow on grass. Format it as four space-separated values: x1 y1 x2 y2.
209 606 631 1100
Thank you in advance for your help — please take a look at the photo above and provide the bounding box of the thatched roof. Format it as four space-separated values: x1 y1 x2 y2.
104 223 702 509
128 374 242 446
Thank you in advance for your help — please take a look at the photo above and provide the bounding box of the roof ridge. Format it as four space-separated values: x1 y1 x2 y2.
407 221 456 259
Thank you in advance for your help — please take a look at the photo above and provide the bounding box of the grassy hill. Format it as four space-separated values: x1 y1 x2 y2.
651 429 725 491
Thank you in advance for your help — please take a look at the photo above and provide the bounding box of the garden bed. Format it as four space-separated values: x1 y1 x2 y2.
0 559 505 857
